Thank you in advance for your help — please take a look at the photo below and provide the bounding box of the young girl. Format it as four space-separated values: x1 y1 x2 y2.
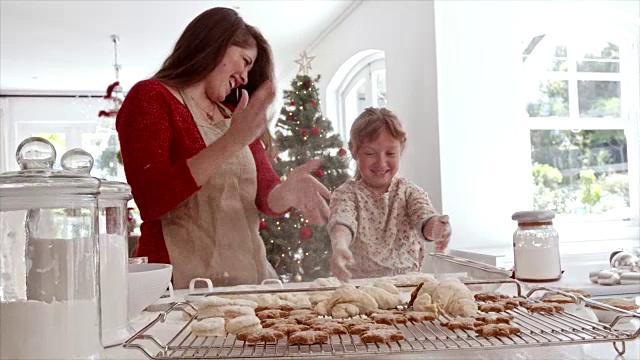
328 107 451 281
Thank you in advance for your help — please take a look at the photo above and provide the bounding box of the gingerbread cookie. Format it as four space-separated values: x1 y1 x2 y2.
479 303 507 313
288 330 330 345
360 328 405 343
371 313 408 325
303 317 343 326
261 318 297 328
440 318 485 331
474 314 514 324
504 297 528 307
287 314 318 325
524 303 563 313
341 318 374 330
271 323 311 336
475 323 521 337
311 322 348 335
256 309 289 320
474 292 509 302
592 298 639 311
349 323 389 335
236 328 285 343
541 293 574 304
559 288 591 298
405 311 437 322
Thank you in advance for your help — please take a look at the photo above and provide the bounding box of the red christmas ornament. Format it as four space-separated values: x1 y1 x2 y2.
304 81 310 87
311 100 316 107
300 128 308 136
310 126 320 136
337 148 347 157
290 210 297 217
299 226 313 240
290 99 295 105
275 156 281 161
315 168 325 177
259 219 267 230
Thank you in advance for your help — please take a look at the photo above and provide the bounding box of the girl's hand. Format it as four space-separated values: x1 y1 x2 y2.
280 159 331 224
423 215 451 252
331 245 354 282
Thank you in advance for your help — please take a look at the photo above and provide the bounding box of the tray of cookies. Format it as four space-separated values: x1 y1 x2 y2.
123 278 640 359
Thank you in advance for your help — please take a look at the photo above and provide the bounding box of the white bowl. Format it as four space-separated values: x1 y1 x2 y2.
128 263 173 318
592 308 633 325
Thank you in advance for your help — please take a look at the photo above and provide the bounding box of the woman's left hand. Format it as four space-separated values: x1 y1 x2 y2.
281 159 331 224
423 215 451 252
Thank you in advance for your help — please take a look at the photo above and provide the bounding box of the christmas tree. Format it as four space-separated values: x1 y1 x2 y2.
260 54 350 282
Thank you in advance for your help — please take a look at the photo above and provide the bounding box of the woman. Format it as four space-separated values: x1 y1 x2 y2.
116 7 330 288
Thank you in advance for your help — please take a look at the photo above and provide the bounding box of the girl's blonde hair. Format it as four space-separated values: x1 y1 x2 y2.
348 107 407 179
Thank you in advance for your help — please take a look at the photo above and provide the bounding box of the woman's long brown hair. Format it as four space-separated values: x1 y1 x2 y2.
153 7 275 155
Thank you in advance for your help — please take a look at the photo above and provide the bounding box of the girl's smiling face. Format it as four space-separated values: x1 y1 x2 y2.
354 128 402 193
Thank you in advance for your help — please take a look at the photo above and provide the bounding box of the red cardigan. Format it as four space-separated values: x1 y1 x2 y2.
116 79 282 264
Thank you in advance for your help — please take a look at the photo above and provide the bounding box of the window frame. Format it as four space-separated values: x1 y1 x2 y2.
521 29 639 242
334 51 386 144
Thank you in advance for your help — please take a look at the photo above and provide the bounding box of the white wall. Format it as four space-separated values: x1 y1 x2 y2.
434 0 532 250
309 0 443 212
309 0 639 250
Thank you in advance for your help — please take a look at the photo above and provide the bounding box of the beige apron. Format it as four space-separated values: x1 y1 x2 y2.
161 91 277 289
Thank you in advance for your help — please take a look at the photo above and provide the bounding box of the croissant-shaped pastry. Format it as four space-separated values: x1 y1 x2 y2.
432 280 474 310
360 285 401 310
331 303 360 318
314 299 329 316
446 298 479 317
412 293 436 313
373 279 400 295
325 285 379 314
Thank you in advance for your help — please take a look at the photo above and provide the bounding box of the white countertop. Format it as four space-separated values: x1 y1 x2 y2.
105 270 640 360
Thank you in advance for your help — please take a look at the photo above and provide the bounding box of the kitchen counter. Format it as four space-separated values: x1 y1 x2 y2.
105 278 639 360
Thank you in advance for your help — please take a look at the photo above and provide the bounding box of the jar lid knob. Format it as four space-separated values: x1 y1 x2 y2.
15 137 57 170
61 148 94 174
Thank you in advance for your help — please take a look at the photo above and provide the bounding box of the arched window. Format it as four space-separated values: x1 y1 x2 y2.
521 28 639 227
329 50 387 144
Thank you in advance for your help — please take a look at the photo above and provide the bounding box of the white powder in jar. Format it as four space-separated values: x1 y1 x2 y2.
0 299 103 359
514 247 562 280
100 233 130 345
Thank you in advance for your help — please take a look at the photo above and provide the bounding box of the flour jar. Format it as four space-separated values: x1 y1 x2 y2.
512 210 562 282
61 149 134 347
0 137 103 359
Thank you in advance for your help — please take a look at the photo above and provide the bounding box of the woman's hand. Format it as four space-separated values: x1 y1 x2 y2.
272 159 331 224
225 81 276 147
423 215 451 252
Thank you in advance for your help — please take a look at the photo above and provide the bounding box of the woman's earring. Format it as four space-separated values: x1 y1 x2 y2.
236 88 240 103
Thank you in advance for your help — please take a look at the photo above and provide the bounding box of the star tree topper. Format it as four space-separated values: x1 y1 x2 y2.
295 51 315 76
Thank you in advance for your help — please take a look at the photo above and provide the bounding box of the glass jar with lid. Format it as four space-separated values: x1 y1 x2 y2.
61 148 134 347
0 137 103 359
512 210 562 282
